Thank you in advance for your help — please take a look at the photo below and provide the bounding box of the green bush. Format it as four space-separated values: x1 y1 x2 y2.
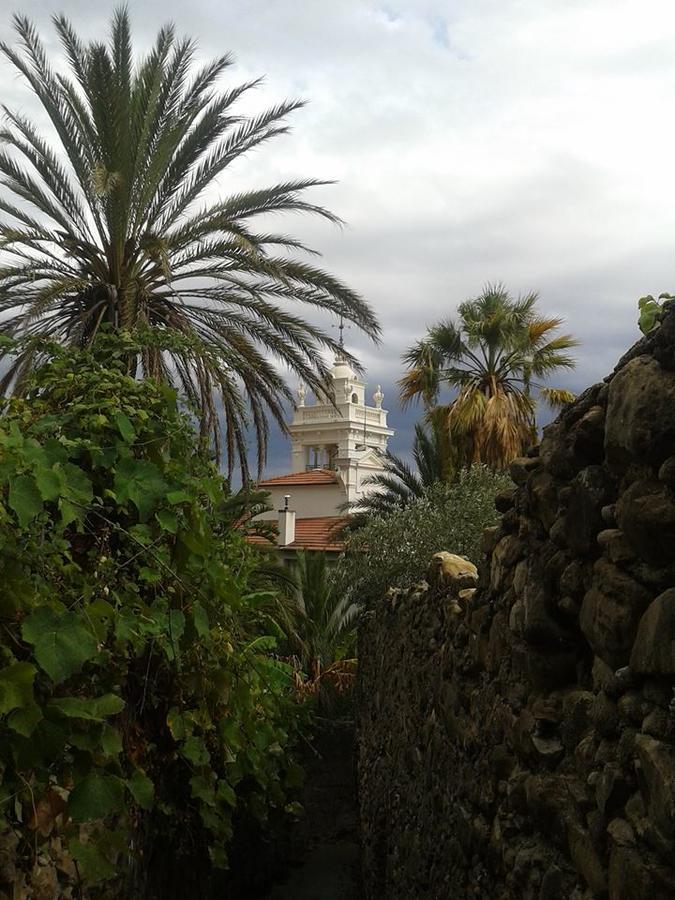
335 466 511 604
0 335 303 895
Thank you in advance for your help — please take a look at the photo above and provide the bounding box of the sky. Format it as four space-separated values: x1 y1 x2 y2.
2 0 675 474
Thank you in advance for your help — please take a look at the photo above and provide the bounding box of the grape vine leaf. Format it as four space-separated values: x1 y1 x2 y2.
128 771 155 810
22 607 98 683
114 457 168 521
0 661 36 714
8 475 43 527
68 773 125 822
69 839 117 882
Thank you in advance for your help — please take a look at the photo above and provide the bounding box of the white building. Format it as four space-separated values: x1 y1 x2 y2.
251 352 394 554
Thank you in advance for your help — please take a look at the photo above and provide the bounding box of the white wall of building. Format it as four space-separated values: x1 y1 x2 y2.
256 482 347 520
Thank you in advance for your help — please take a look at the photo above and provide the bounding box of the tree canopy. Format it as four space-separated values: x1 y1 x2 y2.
400 284 577 469
0 8 379 478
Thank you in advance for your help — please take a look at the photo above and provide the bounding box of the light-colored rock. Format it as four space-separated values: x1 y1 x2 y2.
428 551 478 587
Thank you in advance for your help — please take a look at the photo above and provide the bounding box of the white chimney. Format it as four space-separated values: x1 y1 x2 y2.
277 495 296 546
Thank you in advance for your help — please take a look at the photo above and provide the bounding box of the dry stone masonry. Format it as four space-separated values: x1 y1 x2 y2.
358 305 675 899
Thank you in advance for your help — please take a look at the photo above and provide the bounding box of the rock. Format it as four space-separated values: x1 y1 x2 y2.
561 691 594 750
580 559 652 669
495 489 517 513
605 355 675 469
641 708 671 740
618 691 650 725
608 846 675 900
607 817 635 847
563 466 614 556
531 733 565 764
560 559 589 598
528 470 560 531
481 525 500 556
634 734 675 853
592 692 620 737
566 821 607 896
616 479 675 566
595 763 630 816
510 456 541 485
490 535 524 591
658 455 675 487
428 552 478 589
597 528 635 564
630 589 675 676
570 405 606 465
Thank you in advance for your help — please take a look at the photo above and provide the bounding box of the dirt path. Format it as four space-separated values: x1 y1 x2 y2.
260 720 361 900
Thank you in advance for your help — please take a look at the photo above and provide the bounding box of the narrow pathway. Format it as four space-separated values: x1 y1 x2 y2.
261 720 360 900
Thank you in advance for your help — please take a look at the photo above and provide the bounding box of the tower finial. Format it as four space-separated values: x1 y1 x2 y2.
332 313 350 362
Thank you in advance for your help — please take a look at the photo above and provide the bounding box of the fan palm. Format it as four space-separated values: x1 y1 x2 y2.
0 10 379 478
399 284 578 469
343 419 455 519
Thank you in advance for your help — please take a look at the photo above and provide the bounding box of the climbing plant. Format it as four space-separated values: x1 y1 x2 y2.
638 292 672 335
0 332 304 896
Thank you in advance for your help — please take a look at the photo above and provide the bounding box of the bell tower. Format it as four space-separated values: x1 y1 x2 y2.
289 353 394 505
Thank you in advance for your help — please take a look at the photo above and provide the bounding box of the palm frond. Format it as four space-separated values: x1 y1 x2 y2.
0 8 379 481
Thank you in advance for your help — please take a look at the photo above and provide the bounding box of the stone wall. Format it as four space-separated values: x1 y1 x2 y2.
357 307 675 899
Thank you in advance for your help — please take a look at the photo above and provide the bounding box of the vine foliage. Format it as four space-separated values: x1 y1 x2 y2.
0 333 302 895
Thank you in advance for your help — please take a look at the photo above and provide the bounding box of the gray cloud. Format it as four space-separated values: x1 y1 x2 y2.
2 0 673 473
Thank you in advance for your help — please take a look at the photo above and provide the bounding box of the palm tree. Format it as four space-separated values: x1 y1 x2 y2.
0 10 379 478
399 284 578 470
343 420 455 519
284 551 358 687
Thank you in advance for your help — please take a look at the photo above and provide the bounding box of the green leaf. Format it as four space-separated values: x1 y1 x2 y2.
189 774 216 806
165 609 185 660
8 475 43 528
69 839 116 883
87 599 115 642
114 457 167 522
68 773 125 823
181 735 210 766
7 703 43 737
192 602 210 638
167 707 187 741
216 780 236 808
61 462 93 504
34 465 65 502
156 508 178 533
166 490 191 505
128 771 154 810
0 662 36 714
48 694 124 721
114 411 136 443
22 607 98 683
100 725 123 757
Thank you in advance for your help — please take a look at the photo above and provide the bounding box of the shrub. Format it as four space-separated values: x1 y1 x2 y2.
0 335 303 897
335 466 511 605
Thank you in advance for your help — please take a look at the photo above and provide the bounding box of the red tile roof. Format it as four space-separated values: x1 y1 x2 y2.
247 516 348 552
257 468 338 487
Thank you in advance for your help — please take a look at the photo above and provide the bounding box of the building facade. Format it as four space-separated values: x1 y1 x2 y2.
252 352 394 553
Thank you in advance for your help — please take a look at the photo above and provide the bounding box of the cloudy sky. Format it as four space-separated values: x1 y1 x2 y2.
3 0 675 473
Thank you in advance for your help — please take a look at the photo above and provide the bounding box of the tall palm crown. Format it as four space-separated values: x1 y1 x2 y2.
0 10 379 478
400 285 578 469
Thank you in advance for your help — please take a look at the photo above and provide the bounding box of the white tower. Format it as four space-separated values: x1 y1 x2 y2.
289 353 394 506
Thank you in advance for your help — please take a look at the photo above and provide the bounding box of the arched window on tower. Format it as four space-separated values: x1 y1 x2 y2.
351 392 358 404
